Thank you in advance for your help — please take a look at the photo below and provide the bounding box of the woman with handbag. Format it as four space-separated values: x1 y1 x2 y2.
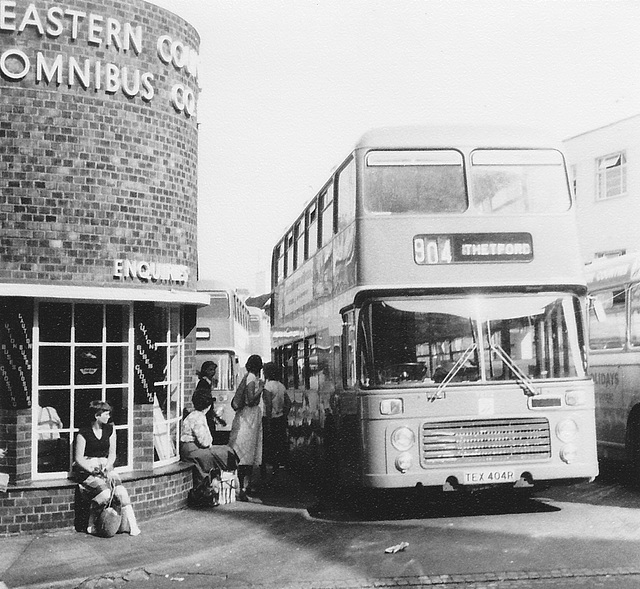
72 400 141 536
228 354 264 501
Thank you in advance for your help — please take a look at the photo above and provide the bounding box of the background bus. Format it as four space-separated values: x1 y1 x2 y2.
196 280 254 440
586 252 640 481
271 125 598 494
248 305 271 360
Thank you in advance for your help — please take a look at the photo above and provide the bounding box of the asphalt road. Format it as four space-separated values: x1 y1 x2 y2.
3 461 640 589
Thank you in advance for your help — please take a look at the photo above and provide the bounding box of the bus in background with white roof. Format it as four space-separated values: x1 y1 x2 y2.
195 280 253 441
585 252 640 483
271 125 598 496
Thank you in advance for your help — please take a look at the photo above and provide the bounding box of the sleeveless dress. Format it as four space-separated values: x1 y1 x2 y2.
228 373 263 466
71 424 126 504
72 424 112 483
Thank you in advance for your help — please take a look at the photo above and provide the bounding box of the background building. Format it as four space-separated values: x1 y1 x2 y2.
564 115 640 262
0 0 207 533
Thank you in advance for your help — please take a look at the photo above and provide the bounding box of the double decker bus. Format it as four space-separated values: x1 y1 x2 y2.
248 304 271 360
195 280 253 438
271 125 598 493
585 252 640 482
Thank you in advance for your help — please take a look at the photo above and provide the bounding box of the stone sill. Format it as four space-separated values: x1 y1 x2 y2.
3 461 193 492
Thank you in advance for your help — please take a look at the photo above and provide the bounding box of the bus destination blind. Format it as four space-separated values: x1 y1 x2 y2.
413 233 534 265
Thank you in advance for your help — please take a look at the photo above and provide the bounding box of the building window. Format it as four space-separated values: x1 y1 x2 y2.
596 151 627 200
34 302 132 478
152 306 184 465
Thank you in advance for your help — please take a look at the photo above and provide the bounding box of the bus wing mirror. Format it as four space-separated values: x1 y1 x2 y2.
590 296 607 322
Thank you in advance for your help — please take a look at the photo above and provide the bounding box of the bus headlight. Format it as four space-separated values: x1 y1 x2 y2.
565 390 586 406
380 399 403 415
395 453 413 472
556 419 578 442
560 444 578 463
391 426 415 451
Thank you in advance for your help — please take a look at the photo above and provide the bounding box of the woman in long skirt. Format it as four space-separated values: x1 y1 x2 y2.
228 354 263 500
180 389 237 496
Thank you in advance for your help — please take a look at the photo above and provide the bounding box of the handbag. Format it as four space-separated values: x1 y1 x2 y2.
231 374 247 411
217 470 238 504
95 477 122 538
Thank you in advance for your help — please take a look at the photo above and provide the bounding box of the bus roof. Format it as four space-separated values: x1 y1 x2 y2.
197 279 235 293
356 125 561 151
585 253 640 291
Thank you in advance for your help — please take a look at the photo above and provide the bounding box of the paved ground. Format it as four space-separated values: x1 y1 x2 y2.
3 470 640 589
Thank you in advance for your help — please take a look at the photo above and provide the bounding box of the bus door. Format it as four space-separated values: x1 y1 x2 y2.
195 350 236 434
336 308 364 484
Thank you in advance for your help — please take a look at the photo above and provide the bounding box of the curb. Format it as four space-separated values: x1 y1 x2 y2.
9 566 640 589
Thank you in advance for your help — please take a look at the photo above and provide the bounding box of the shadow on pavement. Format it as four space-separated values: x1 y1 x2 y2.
538 459 640 509
305 484 560 523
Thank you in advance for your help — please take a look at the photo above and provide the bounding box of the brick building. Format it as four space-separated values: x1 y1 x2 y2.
0 0 208 534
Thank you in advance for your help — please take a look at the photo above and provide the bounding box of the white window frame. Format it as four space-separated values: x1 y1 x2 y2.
153 306 184 466
596 151 627 200
32 301 134 480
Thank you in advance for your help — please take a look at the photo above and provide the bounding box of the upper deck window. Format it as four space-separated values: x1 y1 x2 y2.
364 150 466 214
320 184 334 245
294 221 303 269
285 231 295 276
274 243 284 285
336 158 356 230
470 149 570 214
208 293 230 319
306 202 318 258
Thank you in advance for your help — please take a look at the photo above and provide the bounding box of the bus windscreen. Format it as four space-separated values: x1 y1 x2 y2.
360 293 585 388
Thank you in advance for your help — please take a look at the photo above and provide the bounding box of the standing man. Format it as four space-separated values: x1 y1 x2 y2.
195 361 226 442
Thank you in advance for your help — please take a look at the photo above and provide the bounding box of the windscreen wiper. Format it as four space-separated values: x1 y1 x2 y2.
430 343 477 402
490 343 539 397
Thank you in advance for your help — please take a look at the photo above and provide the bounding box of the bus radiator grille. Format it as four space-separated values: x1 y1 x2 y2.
420 417 551 464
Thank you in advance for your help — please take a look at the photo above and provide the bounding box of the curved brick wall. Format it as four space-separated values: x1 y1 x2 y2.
0 0 200 290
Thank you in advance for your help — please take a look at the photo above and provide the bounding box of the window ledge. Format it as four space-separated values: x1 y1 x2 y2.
7 461 194 491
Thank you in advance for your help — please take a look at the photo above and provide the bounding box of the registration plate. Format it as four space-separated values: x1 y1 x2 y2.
463 469 516 485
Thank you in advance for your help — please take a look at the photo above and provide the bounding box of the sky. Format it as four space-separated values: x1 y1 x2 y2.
148 0 640 295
